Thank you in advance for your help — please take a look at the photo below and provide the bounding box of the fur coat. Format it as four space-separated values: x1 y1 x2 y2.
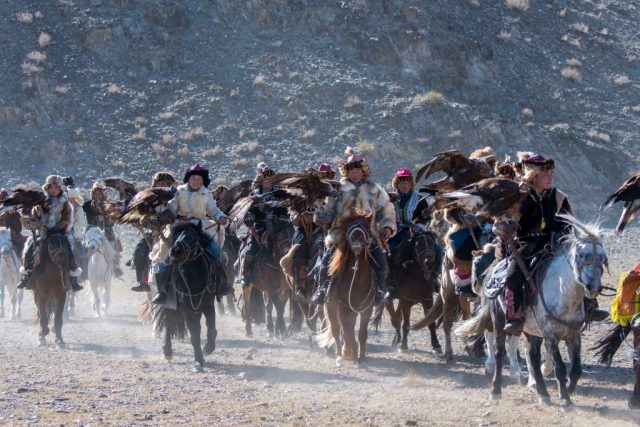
317 177 396 246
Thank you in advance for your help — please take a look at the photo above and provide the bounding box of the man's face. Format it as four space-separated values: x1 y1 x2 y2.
397 180 412 194
93 188 106 201
532 169 554 191
48 183 61 197
188 175 204 190
347 168 363 184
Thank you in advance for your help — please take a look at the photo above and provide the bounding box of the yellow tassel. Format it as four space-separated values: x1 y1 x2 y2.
611 271 640 326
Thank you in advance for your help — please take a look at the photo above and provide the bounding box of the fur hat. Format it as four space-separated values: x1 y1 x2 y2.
66 187 85 205
62 176 75 187
253 164 276 184
42 175 66 193
152 171 176 187
317 163 336 180
338 146 371 178
183 164 211 187
469 146 497 169
518 152 555 182
0 188 9 201
213 185 229 199
391 167 415 190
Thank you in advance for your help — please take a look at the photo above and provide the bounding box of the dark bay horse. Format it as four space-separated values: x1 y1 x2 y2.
379 226 441 353
157 223 218 373
240 222 293 338
30 231 71 347
316 211 376 366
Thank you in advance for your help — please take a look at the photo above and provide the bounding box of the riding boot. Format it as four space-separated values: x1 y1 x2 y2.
584 297 609 322
70 276 84 292
131 283 151 292
16 268 33 290
310 246 335 305
214 258 234 297
240 253 256 288
152 266 171 304
17 241 35 290
386 257 398 300
371 246 392 305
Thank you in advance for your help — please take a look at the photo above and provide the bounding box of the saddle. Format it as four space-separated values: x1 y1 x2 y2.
483 249 553 301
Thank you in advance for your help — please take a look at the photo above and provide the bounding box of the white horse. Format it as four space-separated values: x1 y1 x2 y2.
457 215 607 406
84 227 113 317
0 227 22 319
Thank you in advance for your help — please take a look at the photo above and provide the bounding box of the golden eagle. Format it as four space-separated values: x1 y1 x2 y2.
601 173 640 234
416 148 496 193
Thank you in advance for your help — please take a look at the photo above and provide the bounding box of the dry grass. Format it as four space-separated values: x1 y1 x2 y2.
521 107 533 116
21 62 42 74
16 12 33 23
238 130 246 138
162 134 174 143
631 105 640 114
288 71 299 79
498 30 512 42
399 372 427 388
571 23 589 34
203 145 222 158
600 28 609 36
356 139 377 158
506 0 529 12
587 130 611 143
230 87 239 97
275 124 284 132
181 127 204 140
413 90 445 105
38 32 52 48
75 128 84 136
27 51 46 63
246 140 259 152
301 129 316 139
177 145 189 156
565 58 582 67
151 142 167 155
54 85 69 94
159 111 174 120
134 128 147 140
550 123 569 132
344 96 363 108
34 11 43 19
254 154 264 164
232 158 249 166
253 74 266 86
561 67 581 81
106 83 121 94
614 75 631 85
112 159 125 167
134 116 147 128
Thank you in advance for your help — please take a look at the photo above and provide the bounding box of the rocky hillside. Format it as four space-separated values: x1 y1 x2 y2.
1 0 639 219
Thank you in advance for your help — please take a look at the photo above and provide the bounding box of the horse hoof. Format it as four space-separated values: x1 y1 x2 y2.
628 397 640 410
398 347 408 354
56 340 65 349
203 343 215 356
485 366 496 377
538 396 551 406
336 357 344 368
164 354 173 362
39 338 46 347
490 393 501 401
559 398 572 407
192 363 204 373
432 346 442 354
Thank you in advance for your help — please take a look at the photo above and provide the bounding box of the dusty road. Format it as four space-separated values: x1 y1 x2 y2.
1 227 640 426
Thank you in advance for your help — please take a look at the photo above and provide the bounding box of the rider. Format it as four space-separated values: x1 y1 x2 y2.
16 175 83 291
310 148 396 305
130 171 176 292
503 153 608 334
239 164 290 288
63 176 85 236
152 164 233 304
82 182 124 277
0 188 26 255
387 167 443 297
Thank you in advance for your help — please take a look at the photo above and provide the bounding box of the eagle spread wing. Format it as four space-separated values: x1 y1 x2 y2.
441 178 526 221
0 189 46 216
278 171 337 212
417 150 494 193
118 188 175 225
601 173 640 234
415 150 469 183
218 180 253 214
104 178 138 204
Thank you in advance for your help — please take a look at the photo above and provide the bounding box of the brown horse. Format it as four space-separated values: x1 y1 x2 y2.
30 232 71 347
316 211 375 366
380 226 441 353
240 224 292 338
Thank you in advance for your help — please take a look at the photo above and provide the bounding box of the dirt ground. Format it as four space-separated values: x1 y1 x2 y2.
1 230 640 426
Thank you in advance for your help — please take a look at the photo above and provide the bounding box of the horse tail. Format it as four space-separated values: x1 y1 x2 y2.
454 300 491 343
313 320 335 349
154 306 186 339
370 303 385 332
591 324 631 366
411 293 444 331
138 298 153 324
251 288 266 324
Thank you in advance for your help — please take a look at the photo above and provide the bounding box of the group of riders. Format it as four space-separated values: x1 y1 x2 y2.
0 145 611 336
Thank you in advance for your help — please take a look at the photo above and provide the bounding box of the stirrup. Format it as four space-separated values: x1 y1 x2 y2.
152 291 167 304
310 288 326 305
131 283 151 292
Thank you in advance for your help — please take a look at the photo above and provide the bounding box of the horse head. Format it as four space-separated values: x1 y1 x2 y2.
410 224 437 278
344 210 372 257
84 227 104 255
170 223 205 264
559 214 607 299
0 227 12 257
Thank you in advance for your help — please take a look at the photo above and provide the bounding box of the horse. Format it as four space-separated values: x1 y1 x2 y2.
240 221 293 338
376 225 441 353
593 320 640 409
156 223 218 373
0 227 23 319
30 230 73 347
84 227 113 318
457 215 607 405
218 232 238 316
315 211 376 366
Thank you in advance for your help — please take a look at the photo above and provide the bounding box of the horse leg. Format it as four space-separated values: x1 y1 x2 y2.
265 296 274 337
507 334 522 384
484 330 496 377
567 334 582 394
0 282 4 318
358 309 372 364
225 293 236 315
400 301 411 352
54 293 66 348
242 287 253 338
217 299 225 317
423 301 441 353
548 339 571 406
184 310 204 372
341 310 357 362
490 309 506 400
104 280 111 314
327 304 343 364
526 334 550 404
273 295 287 338
91 284 101 318
442 284 456 362
630 363 640 409
37 299 49 346
384 301 400 348
203 306 217 356
163 326 173 361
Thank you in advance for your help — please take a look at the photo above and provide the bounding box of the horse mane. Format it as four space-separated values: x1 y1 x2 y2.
171 222 212 247
556 213 605 247
328 210 371 277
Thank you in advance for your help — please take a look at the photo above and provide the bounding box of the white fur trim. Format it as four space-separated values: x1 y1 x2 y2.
20 266 26 274
69 267 82 277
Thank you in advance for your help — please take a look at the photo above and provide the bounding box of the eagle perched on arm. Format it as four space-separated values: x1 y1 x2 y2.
601 173 640 235
104 178 138 206
117 188 176 226
416 147 497 193
0 189 46 217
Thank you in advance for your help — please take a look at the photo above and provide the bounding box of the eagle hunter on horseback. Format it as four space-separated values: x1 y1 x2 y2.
16 175 84 293
82 182 124 278
311 148 396 306
152 164 233 305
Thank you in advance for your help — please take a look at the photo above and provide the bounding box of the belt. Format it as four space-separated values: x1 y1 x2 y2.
177 216 203 221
